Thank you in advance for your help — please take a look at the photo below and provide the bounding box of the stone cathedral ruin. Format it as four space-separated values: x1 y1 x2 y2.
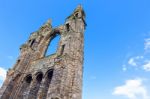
0 5 86 99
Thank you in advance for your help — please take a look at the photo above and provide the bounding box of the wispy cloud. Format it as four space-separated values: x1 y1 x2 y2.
113 78 149 99
128 58 137 66
124 36 150 72
126 56 144 70
144 38 150 51
143 60 150 71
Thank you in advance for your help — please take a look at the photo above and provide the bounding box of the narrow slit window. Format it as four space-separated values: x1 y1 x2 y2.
60 45 65 55
30 39 35 47
75 13 78 17
66 23 70 31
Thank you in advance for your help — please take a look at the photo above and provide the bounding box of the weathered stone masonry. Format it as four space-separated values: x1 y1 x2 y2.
0 5 86 99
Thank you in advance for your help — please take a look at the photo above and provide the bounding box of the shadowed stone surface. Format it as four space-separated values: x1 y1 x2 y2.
0 5 86 99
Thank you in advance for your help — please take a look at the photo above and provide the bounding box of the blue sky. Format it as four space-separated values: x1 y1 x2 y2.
1 0 150 99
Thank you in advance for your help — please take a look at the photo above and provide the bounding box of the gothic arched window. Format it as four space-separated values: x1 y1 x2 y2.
47 69 54 80
25 74 32 83
37 69 54 98
27 72 43 99
36 72 43 82
45 34 60 56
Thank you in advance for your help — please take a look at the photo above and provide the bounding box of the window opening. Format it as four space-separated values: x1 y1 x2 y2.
60 45 65 55
36 73 43 82
25 75 32 83
75 13 79 17
37 69 54 99
28 72 43 99
47 69 54 80
66 23 70 31
45 34 60 56
30 39 35 47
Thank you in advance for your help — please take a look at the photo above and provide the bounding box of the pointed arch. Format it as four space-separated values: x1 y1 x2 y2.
45 33 61 56
37 69 54 99
27 72 43 99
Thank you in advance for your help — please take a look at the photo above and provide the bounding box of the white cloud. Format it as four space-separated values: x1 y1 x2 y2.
144 38 150 51
128 56 144 67
125 55 149 71
143 61 150 71
113 79 149 99
0 67 7 81
128 58 137 66
124 36 150 72
127 57 150 72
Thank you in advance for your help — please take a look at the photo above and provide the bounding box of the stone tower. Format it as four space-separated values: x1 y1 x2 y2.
0 5 86 99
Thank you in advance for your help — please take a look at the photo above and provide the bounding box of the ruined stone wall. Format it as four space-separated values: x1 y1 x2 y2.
0 5 86 99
